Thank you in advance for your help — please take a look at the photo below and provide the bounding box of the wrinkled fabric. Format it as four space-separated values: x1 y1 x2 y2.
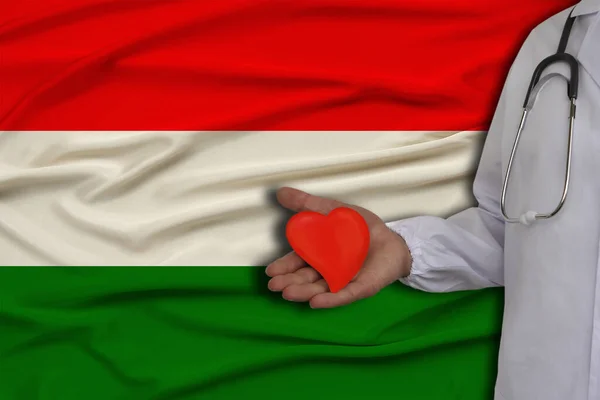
0 130 482 265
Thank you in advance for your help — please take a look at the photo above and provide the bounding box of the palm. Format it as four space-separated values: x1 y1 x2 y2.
266 187 410 308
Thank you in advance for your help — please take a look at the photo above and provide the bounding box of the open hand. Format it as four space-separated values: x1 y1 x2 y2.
266 187 412 308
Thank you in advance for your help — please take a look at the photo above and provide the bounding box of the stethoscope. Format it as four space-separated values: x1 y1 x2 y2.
501 10 580 225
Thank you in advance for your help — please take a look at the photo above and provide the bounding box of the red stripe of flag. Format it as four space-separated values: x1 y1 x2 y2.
0 0 576 131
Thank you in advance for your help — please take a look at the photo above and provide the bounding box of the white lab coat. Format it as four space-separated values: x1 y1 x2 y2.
387 1 600 399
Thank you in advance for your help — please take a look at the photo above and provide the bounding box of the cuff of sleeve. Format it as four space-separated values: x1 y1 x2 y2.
386 218 428 288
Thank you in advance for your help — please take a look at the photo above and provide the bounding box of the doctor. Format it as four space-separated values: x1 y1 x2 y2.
265 1 600 399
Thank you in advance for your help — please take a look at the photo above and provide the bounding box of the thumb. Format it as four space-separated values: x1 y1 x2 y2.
309 278 380 309
308 253 399 309
276 187 345 215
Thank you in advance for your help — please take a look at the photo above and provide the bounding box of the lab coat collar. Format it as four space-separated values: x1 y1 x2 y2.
572 0 600 16
577 0 600 87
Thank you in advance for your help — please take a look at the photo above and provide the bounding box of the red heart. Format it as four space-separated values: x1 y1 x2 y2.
285 207 370 293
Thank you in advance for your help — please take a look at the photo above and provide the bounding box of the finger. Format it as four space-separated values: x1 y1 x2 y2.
268 267 321 291
265 251 306 277
282 279 329 302
309 280 379 309
276 187 346 215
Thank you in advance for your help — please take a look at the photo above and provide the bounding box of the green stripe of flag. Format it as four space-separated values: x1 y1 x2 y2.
0 267 503 400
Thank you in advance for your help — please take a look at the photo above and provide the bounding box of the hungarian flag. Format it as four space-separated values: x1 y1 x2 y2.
0 1 576 399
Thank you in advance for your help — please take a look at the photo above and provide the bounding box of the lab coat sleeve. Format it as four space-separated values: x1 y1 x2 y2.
386 34 531 293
